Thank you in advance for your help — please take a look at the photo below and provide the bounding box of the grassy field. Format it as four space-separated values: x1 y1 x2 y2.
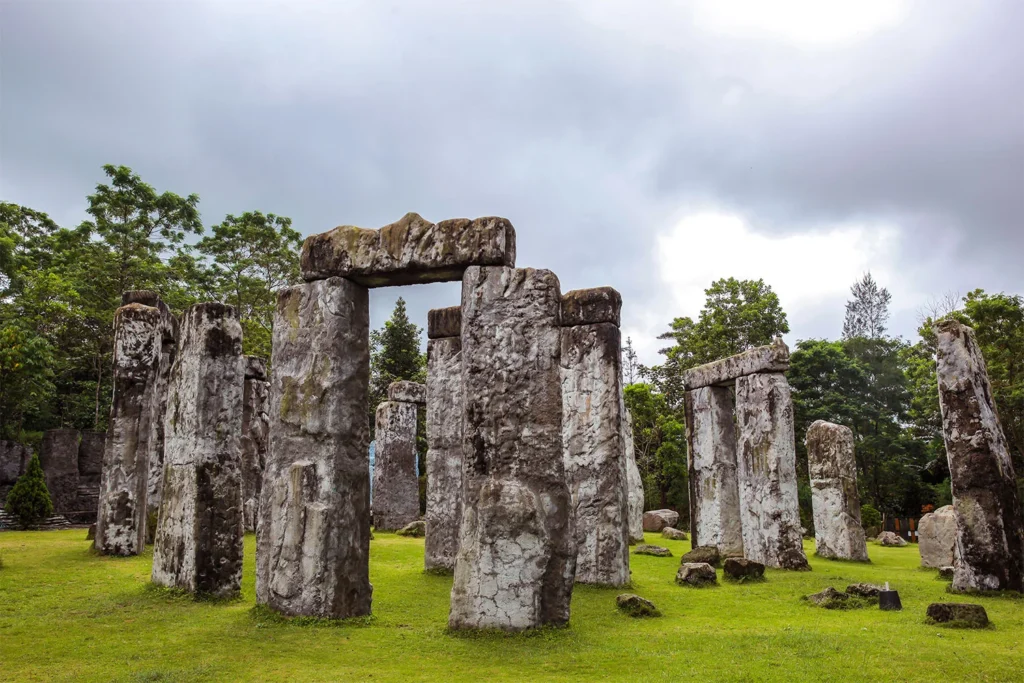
0 530 1021 682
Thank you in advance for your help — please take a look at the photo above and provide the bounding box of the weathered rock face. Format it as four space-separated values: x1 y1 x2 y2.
96 303 163 556
682 337 789 391
427 305 461 339
642 509 679 533
396 520 426 537
425 333 463 573
77 432 105 477
735 372 808 570
623 408 645 544
301 213 517 286
681 545 722 568
676 562 717 587
926 602 989 627
685 386 744 557
560 287 621 327
935 320 1024 593
450 265 575 631
256 278 373 618
918 505 957 568
387 380 426 405
39 428 80 515
152 303 244 598
878 531 908 547
561 318 630 586
242 356 270 533
372 400 419 532
723 557 765 581
806 420 868 562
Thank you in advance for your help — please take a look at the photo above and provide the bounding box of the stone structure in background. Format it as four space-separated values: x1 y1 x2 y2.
623 408 645 544
76 431 106 521
373 385 421 532
642 509 679 532
425 306 463 573
152 303 244 597
0 440 30 506
918 505 957 569
241 356 270 533
39 428 81 516
935 320 1024 592
560 287 630 586
387 380 427 404
806 420 868 562
450 265 575 630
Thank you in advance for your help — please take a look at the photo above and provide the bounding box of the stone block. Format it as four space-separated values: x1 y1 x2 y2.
242 362 270 533
623 407 645 544
387 380 426 405
806 420 868 562
681 545 722 568
0 440 29 485
560 287 621 327
78 431 106 477
682 337 789 390
918 505 957 568
425 336 463 573
676 562 717 587
39 428 81 515
427 306 461 339
146 293 179 528
926 602 989 627
642 509 679 533
372 400 419 532
723 557 765 581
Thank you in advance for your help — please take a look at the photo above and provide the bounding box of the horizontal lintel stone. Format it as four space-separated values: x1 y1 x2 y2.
682 337 789 390
560 287 621 327
427 306 461 339
388 380 426 404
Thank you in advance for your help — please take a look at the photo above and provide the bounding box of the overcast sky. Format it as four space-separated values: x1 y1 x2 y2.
2 1 1021 364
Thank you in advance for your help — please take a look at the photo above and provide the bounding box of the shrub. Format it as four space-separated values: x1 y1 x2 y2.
860 504 881 530
4 454 53 529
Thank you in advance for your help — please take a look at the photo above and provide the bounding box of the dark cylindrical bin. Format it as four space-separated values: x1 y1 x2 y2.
879 590 902 611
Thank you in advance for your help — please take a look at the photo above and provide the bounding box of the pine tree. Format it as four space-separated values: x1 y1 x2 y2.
843 272 892 340
623 336 639 386
4 454 54 528
369 297 426 431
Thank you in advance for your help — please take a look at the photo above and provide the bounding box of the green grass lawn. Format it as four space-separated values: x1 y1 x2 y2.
1 530 1021 682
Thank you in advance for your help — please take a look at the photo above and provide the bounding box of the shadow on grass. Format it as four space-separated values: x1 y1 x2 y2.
249 604 376 628
943 586 1024 601
142 583 242 604
445 622 577 642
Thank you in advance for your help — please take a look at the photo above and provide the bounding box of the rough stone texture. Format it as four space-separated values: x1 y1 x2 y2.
735 372 808 570
682 337 790 391
78 432 105 477
242 357 270 533
622 408 645 544
0 440 30 505
449 265 575 631
39 428 81 515
806 420 868 562
372 400 419 532
935 320 1024 593
675 562 717 587
846 583 884 598
661 527 688 541
96 303 163 556
918 505 957 568
427 305 461 339
301 213 516 286
151 303 244 598
561 320 630 586
723 557 765 581
146 297 179 528
560 287 621 327
425 334 463 573
938 566 955 580
256 278 372 618
926 602 989 628
807 587 849 609
616 593 660 617
681 545 722 568
634 544 672 557
878 531 908 547
387 380 426 405
685 386 744 557
396 520 426 537
642 509 679 533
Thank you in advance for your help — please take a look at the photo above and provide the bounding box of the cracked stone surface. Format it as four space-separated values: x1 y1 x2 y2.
560 287 621 327
256 278 373 618
450 265 575 631
936 320 1023 592
425 333 463 572
152 303 244 598
622 408 645 544
735 372 808 570
918 505 957 568
806 420 868 562
387 380 426 405
39 428 80 515
372 400 419 532
682 337 789 391
427 305 461 339
301 212 516 286
561 319 630 586
146 296 179 527
242 356 270 533
685 386 744 557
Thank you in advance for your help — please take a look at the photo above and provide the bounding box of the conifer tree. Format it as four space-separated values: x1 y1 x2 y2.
4 454 54 529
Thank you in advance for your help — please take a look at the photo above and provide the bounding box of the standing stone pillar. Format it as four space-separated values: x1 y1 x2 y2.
152 303 244 597
450 265 576 631
373 385 420 532
806 420 868 562
39 428 81 515
96 301 163 556
425 306 463 572
623 407 645 544
242 356 270 533
560 287 629 586
685 386 744 557
936 320 1023 592
256 277 372 618
735 372 808 570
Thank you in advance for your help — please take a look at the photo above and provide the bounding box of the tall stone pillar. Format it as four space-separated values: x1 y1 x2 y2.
560 287 629 586
152 303 244 597
685 386 744 557
372 397 419 531
735 372 808 570
242 356 270 533
256 277 372 618
623 407 645 544
39 428 81 515
806 420 868 562
936 320 1023 592
450 265 576 631
96 302 163 556
425 306 463 573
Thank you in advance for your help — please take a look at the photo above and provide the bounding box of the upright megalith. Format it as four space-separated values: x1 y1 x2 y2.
39 428 80 515
935 320 1024 592
241 356 270 533
560 287 630 586
425 306 463 573
256 277 373 618
806 421 868 562
152 303 244 597
623 408 645 544
373 393 419 532
450 266 576 630
919 505 957 569
96 301 163 556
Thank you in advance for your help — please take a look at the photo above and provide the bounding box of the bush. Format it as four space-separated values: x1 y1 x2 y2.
4 454 53 529
860 504 881 530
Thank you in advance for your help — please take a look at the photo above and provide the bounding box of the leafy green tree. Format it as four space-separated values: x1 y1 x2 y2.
0 326 56 439
4 454 53 528
624 383 688 515
843 272 891 340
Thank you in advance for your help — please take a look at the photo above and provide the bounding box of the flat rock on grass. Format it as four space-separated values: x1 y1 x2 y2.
676 562 717 587
926 603 989 628
634 544 672 557
846 583 884 599
396 520 426 537
661 527 688 541
681 545 721 568
877 531 908 547
723 558 765 581
616 594 660 618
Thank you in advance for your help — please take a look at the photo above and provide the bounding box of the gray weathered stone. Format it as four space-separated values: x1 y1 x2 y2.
244 356 267 381
0 440 30 506
681 545 722 567
685 385 744 557
425 334 463 573
616 593 660 617
396 520 426 538
372 400 419 532
256 278 372 618
560 287 621 327
846 583 884 598
152 303 244 597
242 356 270 533
634 544 672 557
623 407 645 544
561 320 630 586
427 305 461 339
78 432 106 477
661 527 688 541
449 265 575 631
723 557 765 581
146 296 179 528
96 303 163 556
676 562 717 587
387 380 426 405
935 320 1024 593
806 420 868 562
918 505 957 569
877 531 908 547
682 337 789 391
39 428 80 515
642 509 679 532
735 372 808 570
301 213 516 286
926 602 989 627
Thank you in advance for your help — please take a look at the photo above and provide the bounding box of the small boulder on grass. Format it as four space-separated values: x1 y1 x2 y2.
661 527 688 541
926 603 989 628
396 520 425 538
616 593 660 618
723 557 765 582
681 545 721 567
676 562 717 587
806 587 851 609
846 583 884 599
634 544 672 557
937 566 954 580
877 531 908 547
